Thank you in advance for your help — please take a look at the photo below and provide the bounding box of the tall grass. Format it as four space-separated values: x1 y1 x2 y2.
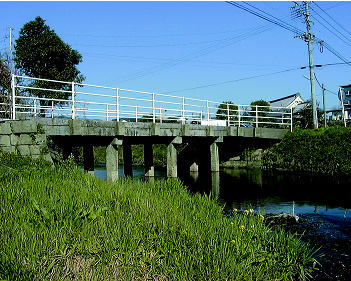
0 154 318 280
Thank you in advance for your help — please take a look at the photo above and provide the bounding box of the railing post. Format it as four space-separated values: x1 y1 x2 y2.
34 98 37 118
152 92 156 123
11 74 15 119
182 97 185 124
255 105 258 128
226 103 230 126
71 81 75 119
159 108 162 123
135 107 138 122
116 88 120 121
106 103 109 121
238 105 241 127
206 100 210 121
290 107 293 132
51 100 54 118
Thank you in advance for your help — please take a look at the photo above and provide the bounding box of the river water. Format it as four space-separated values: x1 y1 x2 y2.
92 165 351 280
94 165 351 218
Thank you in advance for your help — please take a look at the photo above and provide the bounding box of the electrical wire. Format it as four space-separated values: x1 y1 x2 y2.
98 23 279 86
161 66 301 95
226 1 351 67
71 37 240 48
309 6 351 48
313 1 351 39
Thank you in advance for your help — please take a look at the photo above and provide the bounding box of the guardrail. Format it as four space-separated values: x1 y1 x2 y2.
9 75 293 130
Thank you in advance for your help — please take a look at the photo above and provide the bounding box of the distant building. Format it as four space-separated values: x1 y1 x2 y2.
338 84 351 121
269 93 307 113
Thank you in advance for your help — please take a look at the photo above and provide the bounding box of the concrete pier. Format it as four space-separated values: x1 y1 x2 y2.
0 119 288 182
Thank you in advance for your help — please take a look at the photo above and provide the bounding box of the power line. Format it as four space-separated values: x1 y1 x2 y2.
98 23 278 86
71 37 239 48
161 67 301 95
60 28 261 38
226 1 351 67
313 1 351 38
309 6 351 48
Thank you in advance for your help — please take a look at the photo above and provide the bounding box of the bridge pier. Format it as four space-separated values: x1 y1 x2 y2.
106 138 122 182
167 137 182 177
144 143 155 177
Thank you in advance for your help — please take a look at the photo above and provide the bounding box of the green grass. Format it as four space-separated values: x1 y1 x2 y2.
0 154 318 280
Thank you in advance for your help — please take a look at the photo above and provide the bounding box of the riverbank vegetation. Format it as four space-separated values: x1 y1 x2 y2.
0 154 318 280
262 126 351 174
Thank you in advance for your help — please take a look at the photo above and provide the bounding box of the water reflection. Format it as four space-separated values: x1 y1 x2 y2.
92 165 351 218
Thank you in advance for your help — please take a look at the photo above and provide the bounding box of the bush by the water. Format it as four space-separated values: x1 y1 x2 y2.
0 154 318 280
263 126 351 174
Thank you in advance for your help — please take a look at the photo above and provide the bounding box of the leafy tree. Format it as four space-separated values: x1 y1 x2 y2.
14 16 85 113
250 100 270 127
216 101 238 121
293 101 323 129
139 114 160 123
0 53 25 118
0 54 11 118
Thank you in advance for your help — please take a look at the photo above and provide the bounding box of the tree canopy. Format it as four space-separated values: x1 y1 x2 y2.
293 101 323 129
14 16 84 106
0 54 11 118
216 101 238 121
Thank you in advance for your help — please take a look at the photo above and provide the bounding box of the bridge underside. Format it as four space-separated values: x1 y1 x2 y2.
31 118 287 181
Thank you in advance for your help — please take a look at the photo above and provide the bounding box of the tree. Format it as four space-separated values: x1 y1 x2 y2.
250 100 270 127
216 101 238 121
0 54 11 118
293 101 323 129
0 53 27 119
14 16 85 112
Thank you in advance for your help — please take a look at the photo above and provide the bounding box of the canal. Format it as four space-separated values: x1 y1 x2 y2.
92 165 351 280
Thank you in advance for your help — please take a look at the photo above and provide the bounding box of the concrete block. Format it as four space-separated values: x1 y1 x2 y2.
115 122 126 135
181 124 190 136
0 135 11 146
42 153 54 163
35 134 47 144
10 135 19 146
151 123 160 136
19 134 34 145
0 123 12 135
1 146 16 154
238 127 255 137
11 120 37 134
227 126 238 137
17 145 30 156
29 145 41 156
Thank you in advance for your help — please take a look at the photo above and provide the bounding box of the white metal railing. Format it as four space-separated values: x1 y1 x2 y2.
10 75 293 131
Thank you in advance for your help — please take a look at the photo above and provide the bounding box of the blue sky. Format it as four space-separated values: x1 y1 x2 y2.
1 1 350 111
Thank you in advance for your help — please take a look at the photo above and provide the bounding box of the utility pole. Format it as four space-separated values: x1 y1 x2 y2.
322 83 326 127
294 1 319 129
7 27 14 76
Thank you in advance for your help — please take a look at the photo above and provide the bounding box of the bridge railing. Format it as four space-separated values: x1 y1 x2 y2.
10 75 293 130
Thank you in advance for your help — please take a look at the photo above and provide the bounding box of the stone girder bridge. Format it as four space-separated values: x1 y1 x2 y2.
1 75 291 182
0 118 288 182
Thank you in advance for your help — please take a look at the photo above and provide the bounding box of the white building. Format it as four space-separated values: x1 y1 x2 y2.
338 84 351 122
269 93 307 113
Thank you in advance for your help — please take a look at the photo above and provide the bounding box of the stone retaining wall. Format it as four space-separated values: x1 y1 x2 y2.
0 120 52 162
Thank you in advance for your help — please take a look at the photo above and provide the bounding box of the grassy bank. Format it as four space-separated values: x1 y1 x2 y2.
0 154 318 280
263 126 351 174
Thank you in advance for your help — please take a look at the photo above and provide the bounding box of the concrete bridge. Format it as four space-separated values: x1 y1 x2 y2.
0 75 292 183
0 118 288 182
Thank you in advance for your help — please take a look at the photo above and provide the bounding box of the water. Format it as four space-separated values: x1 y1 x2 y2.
92 165 351 218
92 165 351 280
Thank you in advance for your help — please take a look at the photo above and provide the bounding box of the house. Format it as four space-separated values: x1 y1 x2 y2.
338 84 351 121
269 93 307 113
